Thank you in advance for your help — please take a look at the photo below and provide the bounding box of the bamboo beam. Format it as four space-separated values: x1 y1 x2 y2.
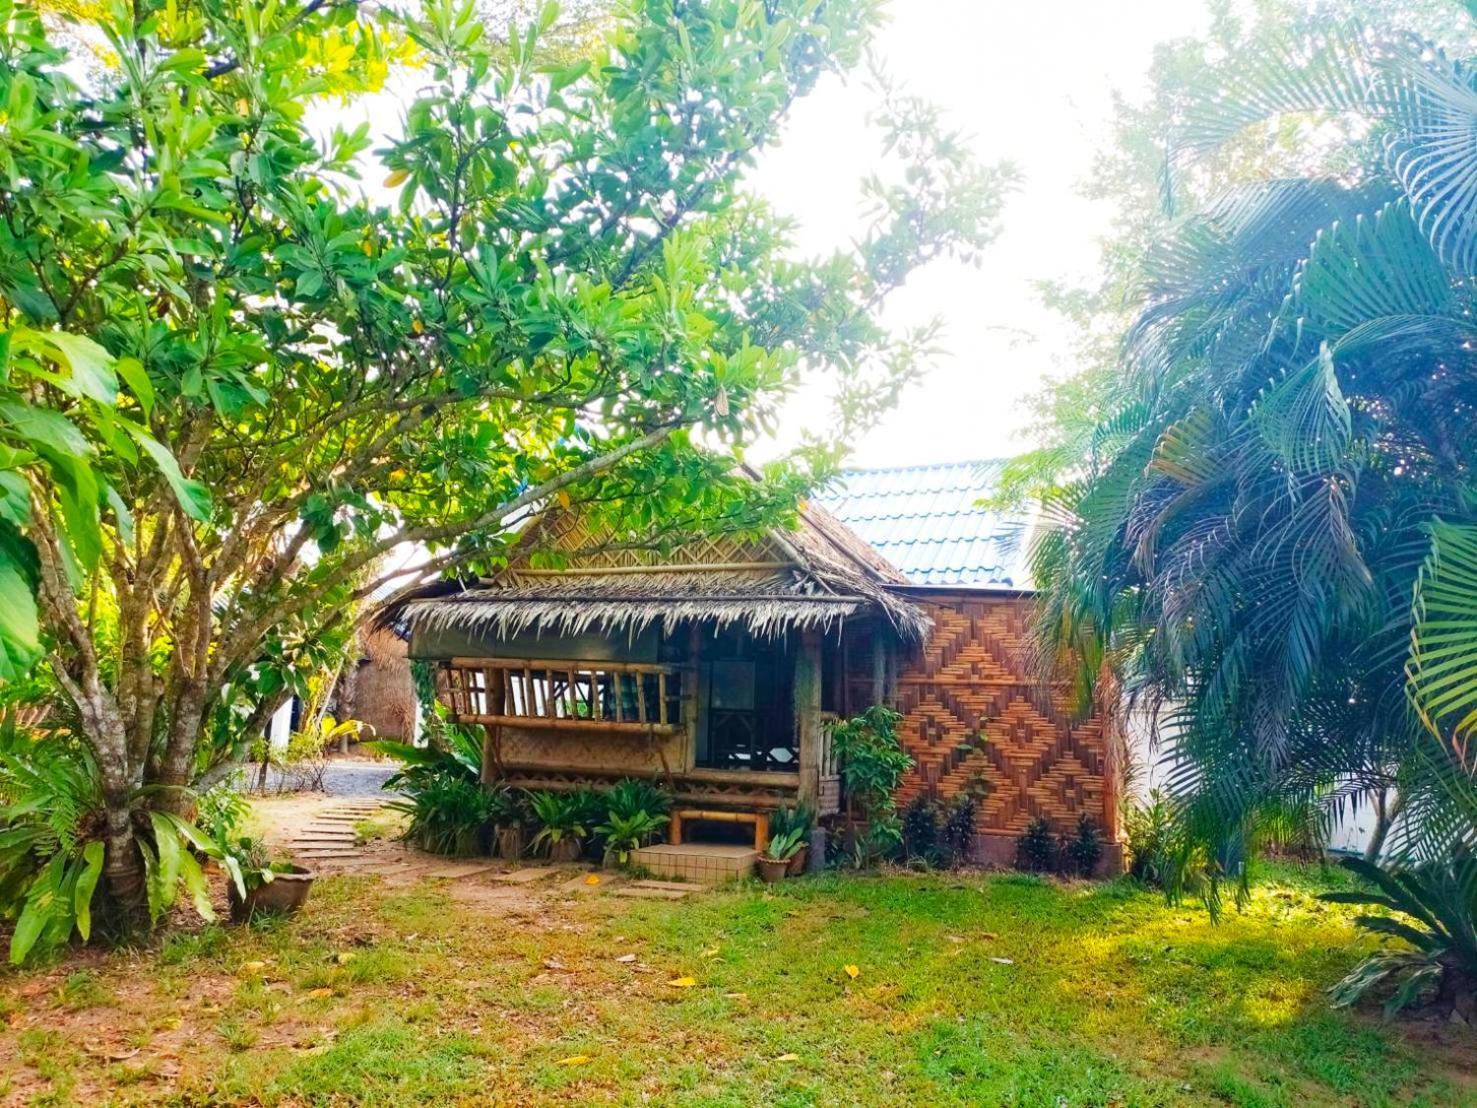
458 714 682 735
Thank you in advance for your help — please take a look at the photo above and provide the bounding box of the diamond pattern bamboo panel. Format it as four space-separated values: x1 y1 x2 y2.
893 595 1112 837
508 513 789 574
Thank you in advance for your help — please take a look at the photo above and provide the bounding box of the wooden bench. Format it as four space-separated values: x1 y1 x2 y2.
669 808 769 852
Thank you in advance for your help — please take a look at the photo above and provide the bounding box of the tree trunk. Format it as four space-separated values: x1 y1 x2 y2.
100 800 147 932
1364 786 1405 864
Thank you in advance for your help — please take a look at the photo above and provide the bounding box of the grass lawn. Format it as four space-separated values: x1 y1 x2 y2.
0 862 1472 1106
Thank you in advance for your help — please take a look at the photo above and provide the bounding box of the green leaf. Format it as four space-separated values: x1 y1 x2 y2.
74 840 104 941
42 332 118 406
114 357 155 417
124 423 211 521
10 854 65 964
0 401 91 458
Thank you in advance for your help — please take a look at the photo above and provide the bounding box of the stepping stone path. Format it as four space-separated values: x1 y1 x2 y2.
266 802 697 901
275 799 388 868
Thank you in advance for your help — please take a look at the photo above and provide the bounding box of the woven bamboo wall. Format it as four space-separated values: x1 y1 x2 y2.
891 591 1117 842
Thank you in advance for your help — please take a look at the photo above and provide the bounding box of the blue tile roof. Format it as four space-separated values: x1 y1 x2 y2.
814 460 1031 588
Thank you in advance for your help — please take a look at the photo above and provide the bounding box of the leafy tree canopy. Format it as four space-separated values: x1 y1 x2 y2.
0 0 1009 927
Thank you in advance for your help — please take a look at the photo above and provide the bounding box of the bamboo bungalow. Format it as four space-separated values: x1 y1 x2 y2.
393 461 1122 877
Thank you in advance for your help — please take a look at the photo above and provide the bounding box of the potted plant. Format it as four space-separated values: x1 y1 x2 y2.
217 836 314 923
528 790 590 863
769 803 814 875
757 827 806 883
488 785 525 859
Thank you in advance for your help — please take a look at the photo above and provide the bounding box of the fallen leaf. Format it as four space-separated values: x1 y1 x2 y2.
543 958 567 971
584 874 601 885
615 954 638 964
334 952 356 965
239 961 268 976
981 932 999 941
844 964 860 979
724 991 748 1000
555 1055 591 1066
700 946 720 958
989 957 1014 965
666 976 696 988
306 988 334 1000
775 1053 800 1062
106 1047 141 1062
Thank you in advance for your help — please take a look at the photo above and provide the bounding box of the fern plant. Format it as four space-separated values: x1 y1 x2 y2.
0 727 217 964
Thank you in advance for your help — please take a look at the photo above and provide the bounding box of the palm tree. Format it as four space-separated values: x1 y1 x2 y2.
1030 19 1477 894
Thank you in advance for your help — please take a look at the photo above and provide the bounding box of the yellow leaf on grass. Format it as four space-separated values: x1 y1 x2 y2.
555 1055 591 1066
239 961 267 976
584 874 601 885
306 988 334 1000
700 946 720 958
844 964 860 979
666 976 696 988
334 952 356 965
775 1053 800 1062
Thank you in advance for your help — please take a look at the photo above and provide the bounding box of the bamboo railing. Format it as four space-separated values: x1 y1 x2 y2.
437 657 684 734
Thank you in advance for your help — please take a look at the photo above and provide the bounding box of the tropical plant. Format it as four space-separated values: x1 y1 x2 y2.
596 809 665 866
1123 792 1176 887
392 775 495 857
526 790 592 855
763 826 807 863
603 778 670 824
4 0 1006 934
369 726 484 792
1321 856 1477 1019
769 802 814 842
832 706 913 868
1023 11 1477 909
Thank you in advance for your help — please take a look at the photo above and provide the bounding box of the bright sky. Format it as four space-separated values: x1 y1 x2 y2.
752 0 1209 468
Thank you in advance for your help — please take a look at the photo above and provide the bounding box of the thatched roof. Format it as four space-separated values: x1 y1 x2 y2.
395 496 928 644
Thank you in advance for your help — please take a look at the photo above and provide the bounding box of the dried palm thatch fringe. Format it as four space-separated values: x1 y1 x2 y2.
400 594 871 639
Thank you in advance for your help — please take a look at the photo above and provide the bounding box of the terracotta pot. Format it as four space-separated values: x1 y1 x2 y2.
546 837 582 863
787 846 809 877
495 826 525 860
229 865 315 923
756 857 789 883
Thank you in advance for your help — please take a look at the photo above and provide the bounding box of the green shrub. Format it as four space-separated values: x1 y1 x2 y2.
1124 791 1175 886
832 706 913 868
1064 814 1102 878
900 796 940 865
1015 816 1056 874
393 775 494 857
941 795 977 868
